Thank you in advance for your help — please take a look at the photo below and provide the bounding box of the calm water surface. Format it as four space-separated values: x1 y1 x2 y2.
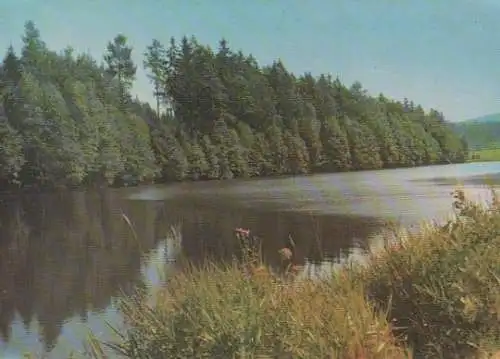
0 161 499 358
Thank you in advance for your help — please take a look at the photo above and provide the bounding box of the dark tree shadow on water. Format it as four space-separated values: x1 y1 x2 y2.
159 199 387 271
0 190 166 353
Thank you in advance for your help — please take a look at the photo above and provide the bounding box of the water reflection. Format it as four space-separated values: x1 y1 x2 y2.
413 171 500 187
0 189 387 355
0 190 166 355
171 201 386 267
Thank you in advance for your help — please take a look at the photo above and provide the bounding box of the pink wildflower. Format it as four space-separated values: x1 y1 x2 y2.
235 227 250 236
278 247 293 261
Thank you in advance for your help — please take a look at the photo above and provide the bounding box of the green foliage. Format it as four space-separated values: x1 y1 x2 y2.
0 107 24 183
0 21 157 188
103 34 137 102
358 189 500 358
151 126 188 181
0 20 467 189
143 39 168 115
152 35 465 179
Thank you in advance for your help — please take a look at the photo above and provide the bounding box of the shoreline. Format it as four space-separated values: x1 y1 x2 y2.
0 160 473 196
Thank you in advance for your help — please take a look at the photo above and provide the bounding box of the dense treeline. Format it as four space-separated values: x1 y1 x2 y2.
0 21 467 189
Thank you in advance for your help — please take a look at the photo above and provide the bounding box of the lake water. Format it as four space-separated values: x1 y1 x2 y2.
0 161 499 358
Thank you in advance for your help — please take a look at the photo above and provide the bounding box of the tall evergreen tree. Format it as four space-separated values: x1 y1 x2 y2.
103 34 137 103
143 39 167 115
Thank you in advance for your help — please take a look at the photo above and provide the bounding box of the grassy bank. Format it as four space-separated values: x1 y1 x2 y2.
85 189 500 359
469 147 500 162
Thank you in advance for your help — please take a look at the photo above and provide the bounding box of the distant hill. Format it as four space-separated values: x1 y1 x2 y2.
452 113 500 150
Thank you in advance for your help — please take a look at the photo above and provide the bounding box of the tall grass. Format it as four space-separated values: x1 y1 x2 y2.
84 188 500 359
356 189 500 358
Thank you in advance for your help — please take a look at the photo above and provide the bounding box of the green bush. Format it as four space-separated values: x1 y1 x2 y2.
358 189 500 358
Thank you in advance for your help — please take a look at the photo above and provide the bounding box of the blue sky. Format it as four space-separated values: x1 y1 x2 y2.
1 0 499 121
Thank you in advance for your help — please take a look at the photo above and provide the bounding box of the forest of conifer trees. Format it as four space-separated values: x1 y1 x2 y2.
0 21 468 189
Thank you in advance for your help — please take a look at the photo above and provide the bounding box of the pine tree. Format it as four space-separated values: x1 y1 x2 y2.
103 34 137 104
143 39 167 115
